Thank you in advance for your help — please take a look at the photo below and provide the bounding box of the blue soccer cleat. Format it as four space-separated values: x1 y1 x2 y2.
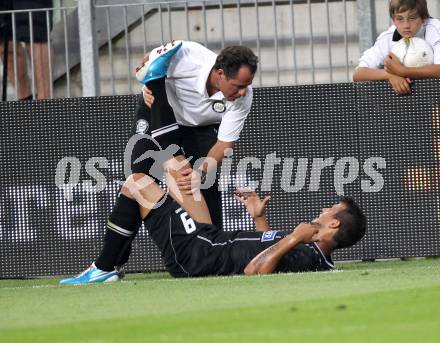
59 263 122 285
135 40 183 84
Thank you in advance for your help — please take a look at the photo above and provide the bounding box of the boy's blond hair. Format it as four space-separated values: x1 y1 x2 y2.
389 0 430 19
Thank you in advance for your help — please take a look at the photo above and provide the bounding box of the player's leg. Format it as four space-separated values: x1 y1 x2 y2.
127 173 211 278
93 92 157 272
111 173 190 278
122 173 165 219
163 155 212 224
145 77 212 224
179 125 223 229
59 94 151 284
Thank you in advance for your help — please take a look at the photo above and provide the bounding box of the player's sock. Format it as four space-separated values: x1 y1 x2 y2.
95 193 141 271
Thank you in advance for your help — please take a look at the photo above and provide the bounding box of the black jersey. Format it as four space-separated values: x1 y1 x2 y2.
197 229 335 275
145 197 335 277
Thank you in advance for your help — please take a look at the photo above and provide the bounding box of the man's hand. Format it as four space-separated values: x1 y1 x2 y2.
387 74 412 94
234 189 270 219
136 53 156 107
384 52 407 77
244 222 317 275
176 167 201 195
289 223 319 244
142 85 155 108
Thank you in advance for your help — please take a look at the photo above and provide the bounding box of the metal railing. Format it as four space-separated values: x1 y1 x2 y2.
94 0 362 95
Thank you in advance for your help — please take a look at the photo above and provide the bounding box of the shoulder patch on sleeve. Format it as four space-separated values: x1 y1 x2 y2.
261 230 277 242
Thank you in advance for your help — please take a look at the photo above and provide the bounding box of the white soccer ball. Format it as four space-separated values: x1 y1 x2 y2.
391 37 434 67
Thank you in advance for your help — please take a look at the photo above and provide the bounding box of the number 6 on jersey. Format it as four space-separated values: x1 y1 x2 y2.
180 211 196 234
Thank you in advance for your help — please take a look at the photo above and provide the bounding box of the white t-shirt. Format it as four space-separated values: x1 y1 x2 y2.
356 18 440 68
160 41 253 143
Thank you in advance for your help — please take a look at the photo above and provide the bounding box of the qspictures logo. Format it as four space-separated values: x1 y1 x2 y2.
54 132 386 206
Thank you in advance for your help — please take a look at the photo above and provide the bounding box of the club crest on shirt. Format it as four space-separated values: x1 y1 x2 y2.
212 101 226 113
136 119 149 134
261 230 277 242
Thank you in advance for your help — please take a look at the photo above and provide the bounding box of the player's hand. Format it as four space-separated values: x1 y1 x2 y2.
176 167 201 195
234 189 270 219
384 52 407 77
142 85 155 108
290 223 319 243
387 74 412 94
136 52 155 108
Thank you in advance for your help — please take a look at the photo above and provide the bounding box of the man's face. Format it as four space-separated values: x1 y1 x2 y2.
218 66 254 101
392 9 424 38
312 202 346 227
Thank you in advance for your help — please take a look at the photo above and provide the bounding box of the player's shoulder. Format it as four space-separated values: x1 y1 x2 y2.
171 41 217 72
240 86 254 107
424 18 440 40
168 41 216 77
180 41 217 59
228 86 253 113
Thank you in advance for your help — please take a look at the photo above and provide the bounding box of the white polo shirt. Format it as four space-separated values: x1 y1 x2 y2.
161 41 252 143
356 18 440 69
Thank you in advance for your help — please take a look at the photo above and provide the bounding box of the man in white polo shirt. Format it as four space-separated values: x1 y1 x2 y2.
60 41 258 284
353 0 440 94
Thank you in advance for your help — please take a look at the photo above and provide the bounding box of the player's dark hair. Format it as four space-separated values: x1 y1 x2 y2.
389 0 430 19
333 197 367 249
214 46 258 79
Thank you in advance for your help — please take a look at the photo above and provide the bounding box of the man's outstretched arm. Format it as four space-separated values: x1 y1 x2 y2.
244 223 318 275
234 190 271 232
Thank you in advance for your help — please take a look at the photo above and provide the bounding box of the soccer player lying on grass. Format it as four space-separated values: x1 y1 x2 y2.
68 174 366 278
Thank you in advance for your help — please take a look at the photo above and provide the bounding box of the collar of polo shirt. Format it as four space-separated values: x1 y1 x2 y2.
197 63 228 103
209 90 226 102
415 23 427 38
196 54 217 96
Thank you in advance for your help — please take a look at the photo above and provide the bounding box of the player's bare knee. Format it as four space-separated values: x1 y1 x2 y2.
164 155 190 170
121 173 154 197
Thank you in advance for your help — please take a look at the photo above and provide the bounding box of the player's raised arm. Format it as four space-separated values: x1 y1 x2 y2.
244 223 319 275
234 189 271 232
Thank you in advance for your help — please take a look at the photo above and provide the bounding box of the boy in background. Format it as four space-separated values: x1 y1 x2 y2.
353 0 440 94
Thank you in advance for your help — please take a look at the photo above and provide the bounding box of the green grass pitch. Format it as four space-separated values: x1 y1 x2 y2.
1 259 440 343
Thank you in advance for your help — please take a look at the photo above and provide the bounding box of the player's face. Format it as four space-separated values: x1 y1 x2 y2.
312 202 346 226
392 9 424 38
218 66 254 101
